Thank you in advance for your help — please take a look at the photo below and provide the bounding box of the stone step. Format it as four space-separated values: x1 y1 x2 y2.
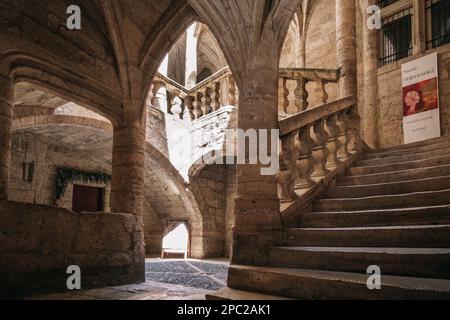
227 265 450 300
338 164 450 186
300 206 450 228
365 136 450 160
314 189 450 212
286 225 450 248
326 176 450 198
269 247 450 280
206 287 292 300
350 154 450 176
359 147 450 167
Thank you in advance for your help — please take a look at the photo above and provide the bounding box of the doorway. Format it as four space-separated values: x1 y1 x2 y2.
72 185 104 213
161 221 190 259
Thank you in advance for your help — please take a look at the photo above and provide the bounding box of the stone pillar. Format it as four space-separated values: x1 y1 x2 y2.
110 124 146 216
232 50 283 266
413 0 426 55
336 0 357 98
185 23 198 89
299 36 306 68
362 0 379 148
0 74 13 200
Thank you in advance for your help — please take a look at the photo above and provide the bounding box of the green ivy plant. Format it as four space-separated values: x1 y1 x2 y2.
55 167 111 200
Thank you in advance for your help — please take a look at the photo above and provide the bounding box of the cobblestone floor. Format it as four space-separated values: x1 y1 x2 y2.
25 259 229 300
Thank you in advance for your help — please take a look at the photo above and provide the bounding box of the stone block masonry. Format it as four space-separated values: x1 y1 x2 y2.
0 201 145 298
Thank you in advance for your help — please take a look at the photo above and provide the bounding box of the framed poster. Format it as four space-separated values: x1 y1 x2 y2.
401 52 441 144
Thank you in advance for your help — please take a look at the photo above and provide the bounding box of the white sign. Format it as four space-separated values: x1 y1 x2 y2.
401 52 441 144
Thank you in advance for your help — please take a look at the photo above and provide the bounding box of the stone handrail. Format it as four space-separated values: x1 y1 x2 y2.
278 68 340 115
276 96 363 225
149 67 340 121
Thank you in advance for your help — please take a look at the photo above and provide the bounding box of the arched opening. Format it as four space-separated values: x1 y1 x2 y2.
197 67 213 83
11 82 114 211
146 20 236 262
161 221 189 259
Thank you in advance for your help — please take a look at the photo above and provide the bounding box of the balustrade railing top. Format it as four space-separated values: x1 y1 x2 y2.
277 96 361 217
150 66 340 121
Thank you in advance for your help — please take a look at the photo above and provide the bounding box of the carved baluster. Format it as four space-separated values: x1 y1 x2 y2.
277 132 297 203
201 87 212 116
285 79 299 114
336 110 352 160
295 77 309 111
279 78 289 114
193 93 203 120
156 82 169 113
229 76 238 107
346 108 362 154
222 75 238 107
311 119 330 181
149 81 163 109
325 114 342 169
295 125 314 189
209 82 221 112
170 93 183 119
314 79 328 105
184 95 195 121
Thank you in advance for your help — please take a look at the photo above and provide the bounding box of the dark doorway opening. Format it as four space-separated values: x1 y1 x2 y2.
72 185 104 213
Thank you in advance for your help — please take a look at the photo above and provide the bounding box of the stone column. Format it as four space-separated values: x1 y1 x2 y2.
362 0 379 148
413 0 426 55
336 0 357 98
299 36 306 68
185 23 198 89
233 49 283 266
0 74 13 200
110 123 146 216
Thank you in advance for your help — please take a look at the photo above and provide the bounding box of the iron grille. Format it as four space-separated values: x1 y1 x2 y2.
379 8 413 66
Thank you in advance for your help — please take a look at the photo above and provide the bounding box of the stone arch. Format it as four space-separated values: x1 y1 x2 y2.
188 152 238 258
138 2 198 117
0 0 123 121
11 112 214 258
195 23 228 77
13 114 112 133
2 53 122 125
189 152 237 179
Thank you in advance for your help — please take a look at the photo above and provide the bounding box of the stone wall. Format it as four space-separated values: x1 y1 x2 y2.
287 0 450 148
142 201 164 256
225 165 237 257
9 133 111 207
56 180 111 213
0 201 144 298
304 0 339 106
190 164 237 258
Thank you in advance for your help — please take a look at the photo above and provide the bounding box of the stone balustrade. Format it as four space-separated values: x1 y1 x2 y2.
278 68 340 115
276 96 361 207
150 67 339 121
150 68 237 121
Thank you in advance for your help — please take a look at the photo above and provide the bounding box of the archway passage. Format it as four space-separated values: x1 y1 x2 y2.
161 222 189 259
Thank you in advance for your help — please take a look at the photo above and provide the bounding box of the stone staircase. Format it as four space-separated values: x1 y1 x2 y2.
211 136 450 300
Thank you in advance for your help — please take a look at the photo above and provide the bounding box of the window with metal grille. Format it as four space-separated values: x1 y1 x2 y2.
378 0 400 8
426 0 450 49
379 8 413 66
